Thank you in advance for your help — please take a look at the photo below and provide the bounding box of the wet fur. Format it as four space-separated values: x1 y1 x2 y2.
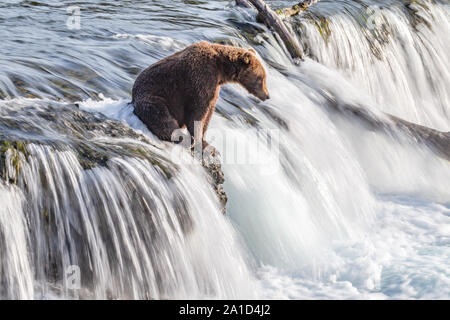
132 41 269 148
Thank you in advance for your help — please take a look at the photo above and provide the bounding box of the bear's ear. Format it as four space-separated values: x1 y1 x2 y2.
241 51 253 65
248 48 256 54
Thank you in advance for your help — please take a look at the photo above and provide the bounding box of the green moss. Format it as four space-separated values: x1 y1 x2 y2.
1 140 11 152
72 140 175 180
0 140 29 184
43 209 50 225
149 158 173 180
126 146 174 179
15 141 28 156
315 17 331 42
75 142 110 170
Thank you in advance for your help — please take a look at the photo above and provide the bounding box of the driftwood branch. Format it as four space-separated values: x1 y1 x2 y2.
237 0 319 11
236 0 304 60
236 0 253 8
276 0 321 18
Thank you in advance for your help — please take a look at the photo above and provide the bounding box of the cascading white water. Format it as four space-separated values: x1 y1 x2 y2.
298 0 450 131
0 0 449 299
0 99 257 299
0 184 34 299
221 0 450 298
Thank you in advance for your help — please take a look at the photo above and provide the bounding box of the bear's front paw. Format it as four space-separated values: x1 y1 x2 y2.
191 141 220 163
202 141 220 157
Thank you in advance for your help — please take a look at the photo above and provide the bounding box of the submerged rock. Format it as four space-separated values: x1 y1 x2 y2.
0 100 169 171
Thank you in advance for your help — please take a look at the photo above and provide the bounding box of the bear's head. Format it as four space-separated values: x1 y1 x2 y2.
237 49 270 101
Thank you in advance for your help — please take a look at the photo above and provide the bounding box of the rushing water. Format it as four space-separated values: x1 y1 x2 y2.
0 0 449 299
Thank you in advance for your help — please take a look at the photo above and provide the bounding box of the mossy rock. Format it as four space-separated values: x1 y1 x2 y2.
0 140 29 184
0 101 174 180
314 17 331 42
0 100 227 210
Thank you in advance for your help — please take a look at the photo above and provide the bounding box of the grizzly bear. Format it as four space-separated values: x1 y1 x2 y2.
132 41 270 151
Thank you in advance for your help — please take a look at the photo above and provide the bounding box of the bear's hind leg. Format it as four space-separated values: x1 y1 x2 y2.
134 100 181 142
202 102 215 136
186 113 219 158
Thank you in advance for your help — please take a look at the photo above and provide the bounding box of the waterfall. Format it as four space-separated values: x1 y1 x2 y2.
0 99 256 299
0 0 449 299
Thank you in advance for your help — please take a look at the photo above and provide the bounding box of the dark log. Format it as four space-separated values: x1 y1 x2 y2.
236 0 304 60
236 0 253 8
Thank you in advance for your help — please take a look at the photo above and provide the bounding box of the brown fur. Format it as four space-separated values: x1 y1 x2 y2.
132 41 269 148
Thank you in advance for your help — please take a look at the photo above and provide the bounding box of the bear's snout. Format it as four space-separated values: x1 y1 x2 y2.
260 92 270 101
256 90 270 101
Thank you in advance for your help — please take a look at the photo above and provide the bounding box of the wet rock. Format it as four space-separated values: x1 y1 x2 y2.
0 101 228 216
190 148 228 214
0 101 175 178
203 158 228 214
0 140 28 184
